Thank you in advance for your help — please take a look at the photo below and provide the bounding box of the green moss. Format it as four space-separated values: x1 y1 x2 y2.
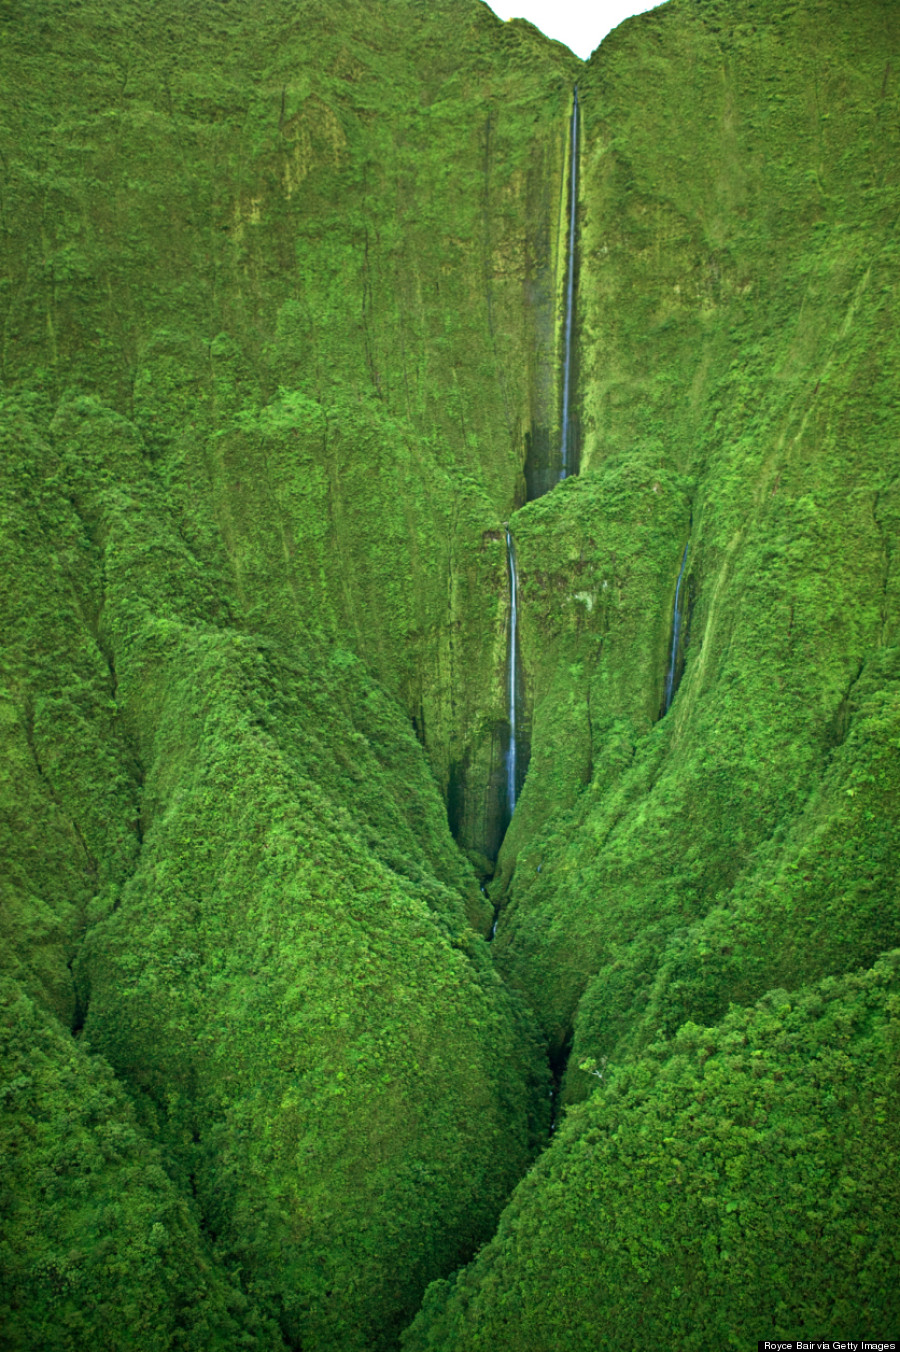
0 2 579 1341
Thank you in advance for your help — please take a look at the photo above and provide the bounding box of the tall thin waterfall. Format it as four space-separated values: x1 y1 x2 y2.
506 529 519 816
559 86 579 480
664 542 689 713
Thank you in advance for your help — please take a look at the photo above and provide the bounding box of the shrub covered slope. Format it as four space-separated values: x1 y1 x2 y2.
2 0 899 1348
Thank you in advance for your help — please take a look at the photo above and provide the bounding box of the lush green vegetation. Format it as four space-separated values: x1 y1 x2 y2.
2 0 898 1347
0 977 283 1351
494 0 900 1089
404 955 900 1350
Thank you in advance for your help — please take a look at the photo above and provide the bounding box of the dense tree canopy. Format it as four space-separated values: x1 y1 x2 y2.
2 0 898 1346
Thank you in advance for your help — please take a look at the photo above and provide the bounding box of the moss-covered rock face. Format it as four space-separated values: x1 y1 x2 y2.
3 0 900 1347
401 1 900 1342
0 0 580 862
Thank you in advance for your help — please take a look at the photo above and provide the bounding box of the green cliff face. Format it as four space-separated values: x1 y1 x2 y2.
1 2 573 1345
410 0 900 1342
2 0 899 1348
494 0 900 1087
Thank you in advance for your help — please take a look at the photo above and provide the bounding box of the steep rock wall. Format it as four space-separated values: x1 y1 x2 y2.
0 0 580 861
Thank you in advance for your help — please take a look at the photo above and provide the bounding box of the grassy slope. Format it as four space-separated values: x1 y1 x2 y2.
0 2 577 1347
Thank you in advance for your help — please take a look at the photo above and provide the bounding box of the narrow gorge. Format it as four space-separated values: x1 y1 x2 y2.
1 2 899 1350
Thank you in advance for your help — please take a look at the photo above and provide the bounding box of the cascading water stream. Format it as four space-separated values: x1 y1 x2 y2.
559 86 579 481
664 542 689 713
481 93 579 866
506 528 519 817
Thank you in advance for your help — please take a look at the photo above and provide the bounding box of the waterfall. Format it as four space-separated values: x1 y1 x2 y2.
559 86 579 480
664 542 689 713
506 528 518 817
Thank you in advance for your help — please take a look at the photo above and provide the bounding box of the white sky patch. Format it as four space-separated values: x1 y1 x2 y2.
484 0 664 60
